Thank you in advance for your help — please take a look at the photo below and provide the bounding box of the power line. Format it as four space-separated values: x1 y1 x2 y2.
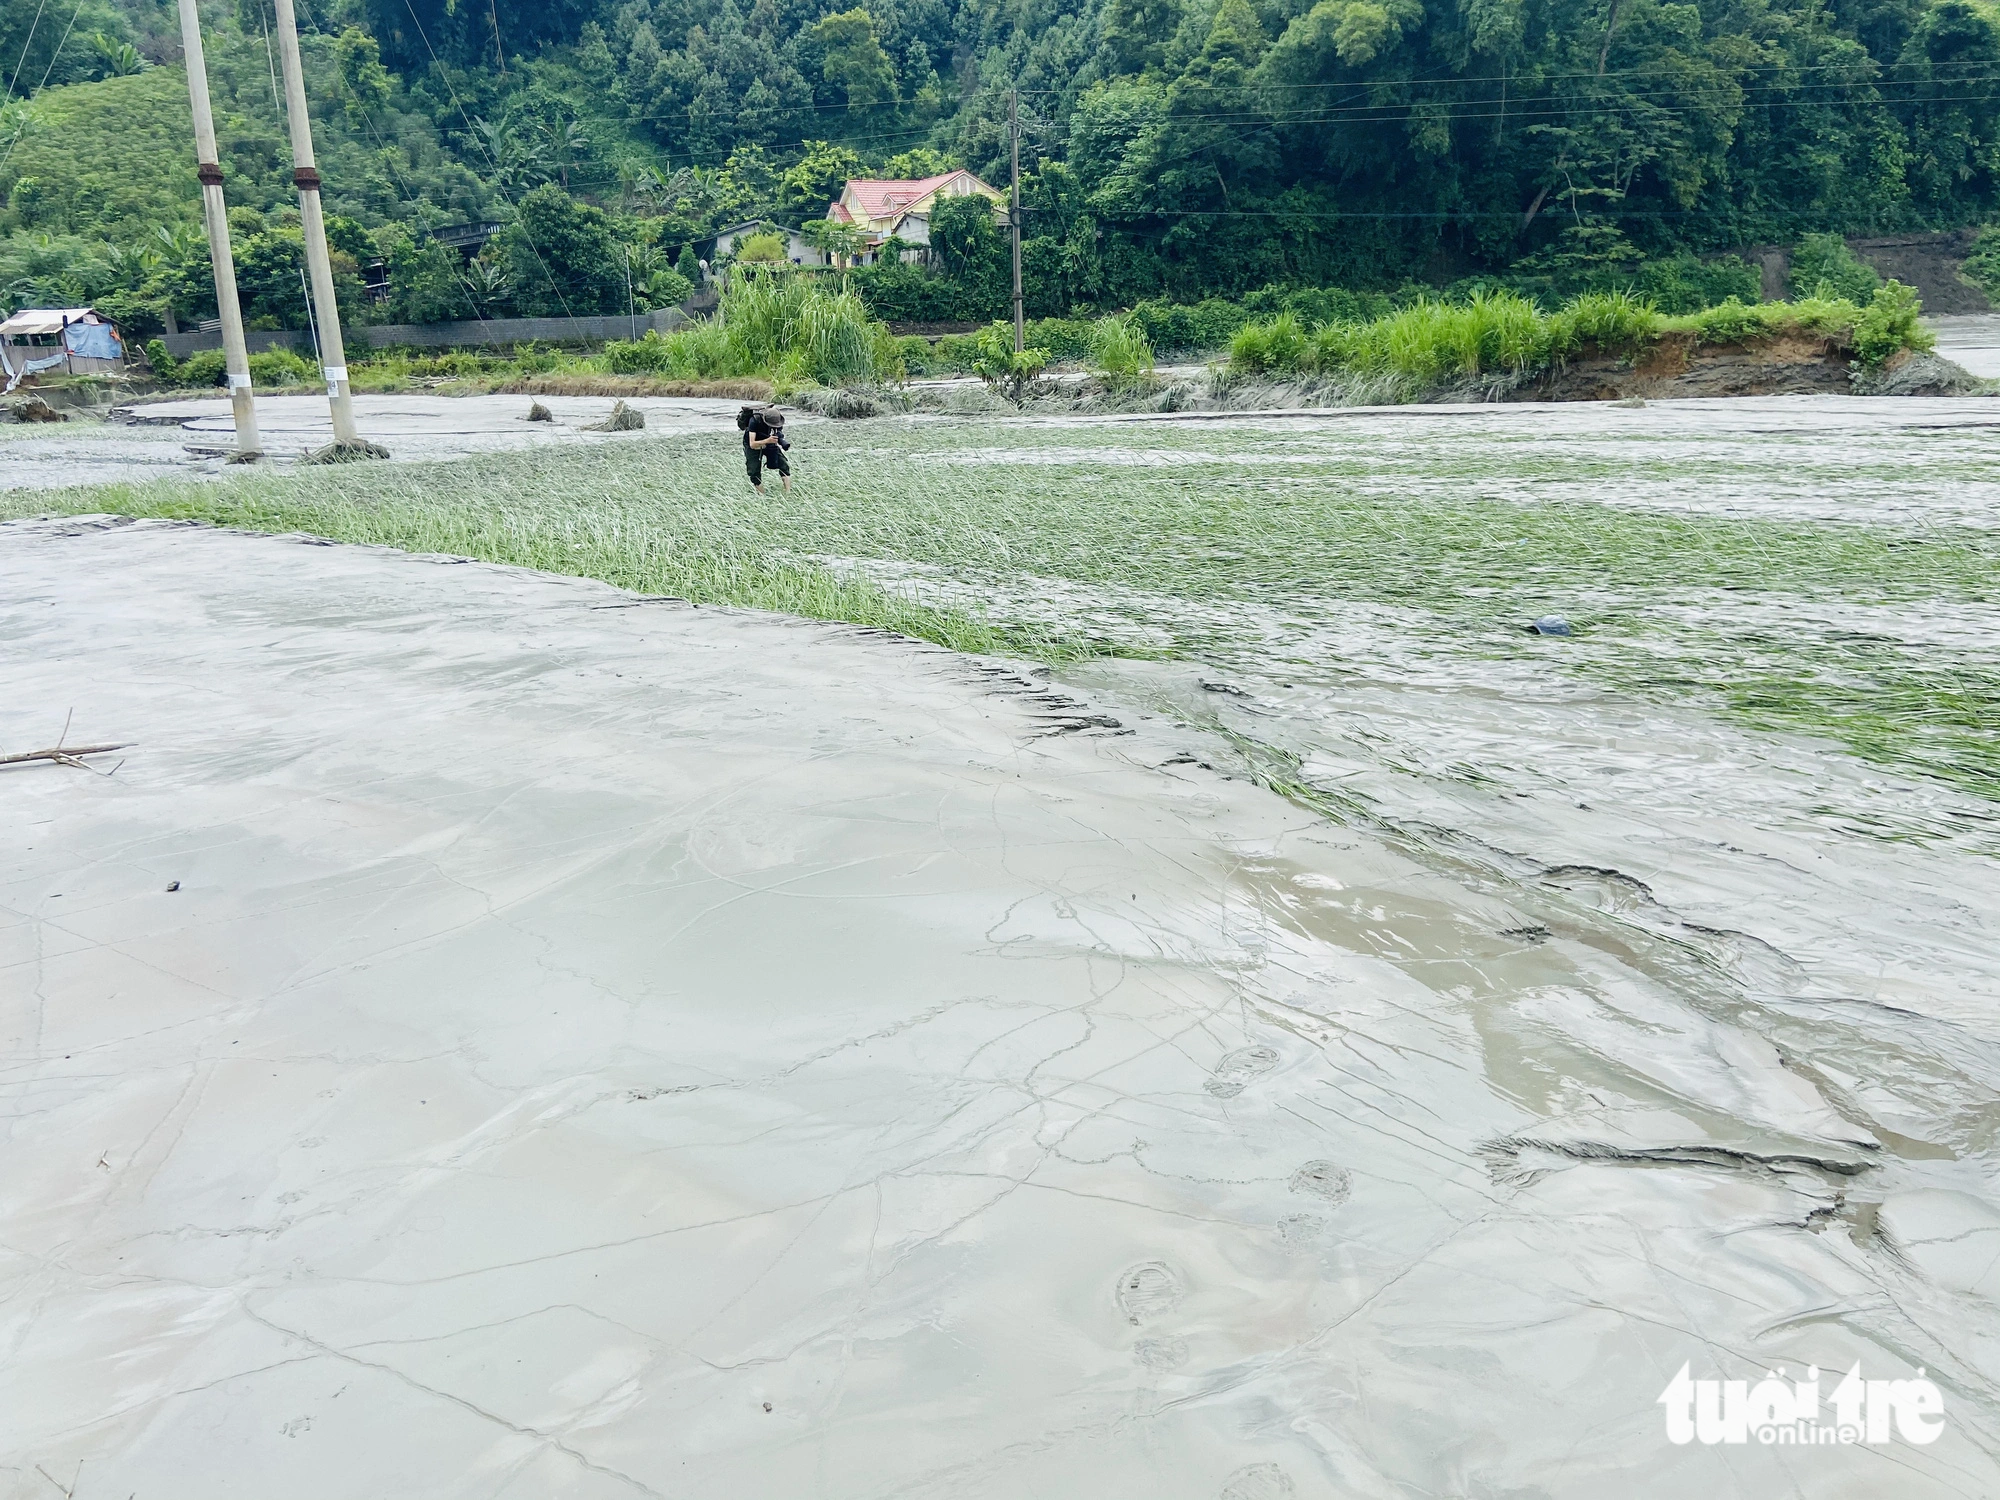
396 0 577 317
286 0 494 326
1013 54 2000 95
0 0 87 176
526 75 2000 193
4 0 54 105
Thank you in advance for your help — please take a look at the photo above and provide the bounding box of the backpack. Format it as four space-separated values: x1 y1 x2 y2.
736 405 756 431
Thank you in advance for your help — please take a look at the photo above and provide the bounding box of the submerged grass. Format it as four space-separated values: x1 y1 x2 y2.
6 416 1994 806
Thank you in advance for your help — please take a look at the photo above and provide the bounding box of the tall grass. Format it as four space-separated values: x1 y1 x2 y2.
603 270 903 388
1088 313 1156 389
1227 283 1932 385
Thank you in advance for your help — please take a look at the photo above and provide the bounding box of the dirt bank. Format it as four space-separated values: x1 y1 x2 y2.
1514 332 1979 400
836 340 1984 418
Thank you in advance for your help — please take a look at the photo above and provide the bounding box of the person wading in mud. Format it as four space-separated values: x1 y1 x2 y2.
738 405 791 493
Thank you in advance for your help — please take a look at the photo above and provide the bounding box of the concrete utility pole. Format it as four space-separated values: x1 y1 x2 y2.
1009 88 1024 354
270 0 364 448
176 0 259 457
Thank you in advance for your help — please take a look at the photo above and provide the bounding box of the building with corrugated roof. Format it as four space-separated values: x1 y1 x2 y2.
0 308 126 391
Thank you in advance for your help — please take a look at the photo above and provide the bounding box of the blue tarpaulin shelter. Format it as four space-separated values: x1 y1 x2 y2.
1 308 126 391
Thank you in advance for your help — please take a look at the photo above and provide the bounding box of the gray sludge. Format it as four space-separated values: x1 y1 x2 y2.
1 515 1995 1498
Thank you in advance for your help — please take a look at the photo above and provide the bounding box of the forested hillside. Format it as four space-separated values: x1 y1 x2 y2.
4 0 1999 326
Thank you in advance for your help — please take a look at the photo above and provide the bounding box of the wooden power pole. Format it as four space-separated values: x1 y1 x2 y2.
1009 88 1024 354
271 0 370 451
176 0 259 458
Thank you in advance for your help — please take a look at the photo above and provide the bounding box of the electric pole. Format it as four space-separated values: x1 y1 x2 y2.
176 0 259 458
271 0 367 450
1009 87 1023 354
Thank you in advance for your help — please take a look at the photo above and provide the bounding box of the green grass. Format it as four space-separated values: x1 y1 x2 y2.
6 416 1995 812
1229 285 1936 386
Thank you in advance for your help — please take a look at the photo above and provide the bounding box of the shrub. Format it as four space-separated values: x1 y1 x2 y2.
173 349 227 386
1025 318 1095 361
1682 297 1770 345
247 348 317 386
1780 294 1865 337
786 282 888 385
1630 253 1761 314
605 270 901 386
605 329 676 374
143 337 175 380
1228 312 1308 373
1089 313 1154 389
1789 233 1881 304
1132 297 1249 354
1228 281 1927 386
969 321 1050 403
848 259 968 322
892 333 941 375
1853 280 1933 366
1326 291 1554 381
1961 225 2000 300
1239 284 1387 328
643 266 696 310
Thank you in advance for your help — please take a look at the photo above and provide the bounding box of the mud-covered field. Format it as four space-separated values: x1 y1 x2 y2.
4 390 1998 1496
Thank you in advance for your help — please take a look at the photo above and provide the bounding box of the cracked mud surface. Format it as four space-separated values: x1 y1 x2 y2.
2 518 1997 1497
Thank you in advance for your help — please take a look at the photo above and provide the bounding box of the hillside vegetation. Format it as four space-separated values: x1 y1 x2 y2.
3 0 1999 326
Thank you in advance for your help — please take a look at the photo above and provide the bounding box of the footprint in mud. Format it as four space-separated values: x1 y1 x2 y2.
1277 1213 1326 1252
1221 1463 1295 1499
1289 1160 1352 1206
1115 1261 1185 1326
1205 1045 1280 1099
1133 1335 1189 1372
1280 1208 1328 1256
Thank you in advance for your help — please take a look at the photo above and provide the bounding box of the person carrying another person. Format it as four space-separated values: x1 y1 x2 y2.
738 404 791 493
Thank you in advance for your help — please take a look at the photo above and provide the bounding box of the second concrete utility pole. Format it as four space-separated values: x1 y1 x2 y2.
271 0 371 450
1009 88 1024 354
176 0 259 458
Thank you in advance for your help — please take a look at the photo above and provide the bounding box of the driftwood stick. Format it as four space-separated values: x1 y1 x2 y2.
0 743 132 767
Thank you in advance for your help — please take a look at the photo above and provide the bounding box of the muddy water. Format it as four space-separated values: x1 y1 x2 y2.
1018 397 2000 1481
783 394 2000 1484
6 515 1994 1497
6 393 1999 1494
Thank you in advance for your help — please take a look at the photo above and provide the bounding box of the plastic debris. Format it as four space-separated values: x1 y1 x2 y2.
1528 615 1573 636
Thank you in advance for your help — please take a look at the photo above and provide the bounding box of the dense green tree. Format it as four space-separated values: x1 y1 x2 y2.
810 10 899 111
233 228 367 328
6 0 2000 324
497 183 626 314
379 229 477 322
928 193 1009 315
778 140 866 221
335 27 395 121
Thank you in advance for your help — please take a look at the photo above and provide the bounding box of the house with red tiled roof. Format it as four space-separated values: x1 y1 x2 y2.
827 169 1004 264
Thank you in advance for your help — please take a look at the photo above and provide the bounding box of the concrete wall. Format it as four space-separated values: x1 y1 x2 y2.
156 306 693 360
